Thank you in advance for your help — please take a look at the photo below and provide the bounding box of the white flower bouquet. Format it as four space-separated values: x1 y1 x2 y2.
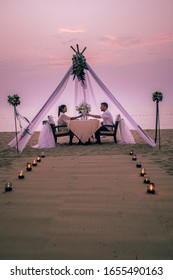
76 101 91 113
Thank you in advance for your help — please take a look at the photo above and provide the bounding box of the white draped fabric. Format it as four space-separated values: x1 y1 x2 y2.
73 72 99 116
33 117 135 147
86 63 156 147
8 61 155 152
119 119 135 144
33 122 55 149
8 66 72 152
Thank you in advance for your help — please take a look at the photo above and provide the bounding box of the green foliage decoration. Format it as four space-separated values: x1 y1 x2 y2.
8 94 21 107
152 91 163 102
71 45 88 84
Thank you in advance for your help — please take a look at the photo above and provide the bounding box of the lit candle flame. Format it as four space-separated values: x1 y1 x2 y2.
36 155 41 162
26 163 32 171
18 170 24 179
5 182 13 191
140 167 146 176
132 154 137 160
147 182 155 193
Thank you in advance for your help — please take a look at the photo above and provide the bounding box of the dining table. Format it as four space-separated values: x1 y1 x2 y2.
68 119 101 143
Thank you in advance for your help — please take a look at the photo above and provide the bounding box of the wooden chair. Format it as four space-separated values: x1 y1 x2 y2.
50 123 73 144
99 120 120 143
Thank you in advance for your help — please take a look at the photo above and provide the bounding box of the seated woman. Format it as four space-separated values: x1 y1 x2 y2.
58 104 82 144
58 104 81 126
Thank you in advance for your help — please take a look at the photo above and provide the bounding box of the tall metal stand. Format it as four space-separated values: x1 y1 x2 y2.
155 100 161 149
14 106 19 153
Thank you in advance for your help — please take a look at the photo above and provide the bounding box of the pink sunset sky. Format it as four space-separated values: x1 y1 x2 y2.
0 0 173 131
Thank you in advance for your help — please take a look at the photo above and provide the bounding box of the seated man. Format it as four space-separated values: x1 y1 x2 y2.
86 102 114 144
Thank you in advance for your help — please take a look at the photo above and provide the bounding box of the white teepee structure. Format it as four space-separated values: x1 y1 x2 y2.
8 45 156 152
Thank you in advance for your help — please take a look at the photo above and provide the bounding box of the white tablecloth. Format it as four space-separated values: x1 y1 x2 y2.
68 119 101 143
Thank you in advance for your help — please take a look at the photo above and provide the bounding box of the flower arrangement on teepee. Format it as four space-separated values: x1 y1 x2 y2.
71 45 88 85
7 94 21 153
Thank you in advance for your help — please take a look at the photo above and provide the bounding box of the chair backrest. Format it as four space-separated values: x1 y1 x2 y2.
50 124 57 141
114 120 119 133
48 115 55 125
113 120 120 143
99 119 120 143
50 123 70 142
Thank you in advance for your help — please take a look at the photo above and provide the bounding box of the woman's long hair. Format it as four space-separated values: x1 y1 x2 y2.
58 104 66 117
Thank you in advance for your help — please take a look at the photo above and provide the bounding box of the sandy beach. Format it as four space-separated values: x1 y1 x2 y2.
0 129 173 260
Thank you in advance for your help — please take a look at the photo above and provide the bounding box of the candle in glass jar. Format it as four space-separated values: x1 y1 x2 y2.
143 174 150 184
5 182 13 192
140 167 146 176
136 162 142 168
147 182 155 194
18 170 25 179
32 159 37 166
36 155 41 162
26 162 32 171
132 154 137 161
129 150 134 155
41 152 45 158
